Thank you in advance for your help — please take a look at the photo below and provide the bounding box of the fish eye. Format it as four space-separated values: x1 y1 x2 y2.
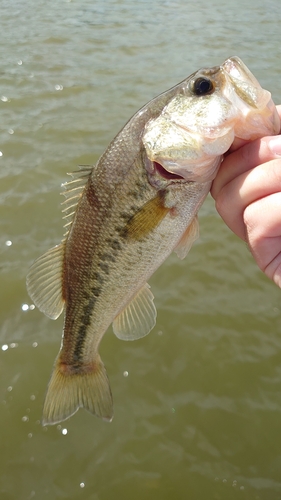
190 77 214 96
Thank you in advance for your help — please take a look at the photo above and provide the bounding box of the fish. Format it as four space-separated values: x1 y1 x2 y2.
26 56 280 426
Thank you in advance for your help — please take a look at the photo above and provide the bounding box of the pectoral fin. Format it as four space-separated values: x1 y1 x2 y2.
26 243 65 319
113 283 157 340
174 216 199 260
124 191 170 240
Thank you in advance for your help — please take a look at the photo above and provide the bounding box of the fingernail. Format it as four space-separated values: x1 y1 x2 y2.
268 137 281 156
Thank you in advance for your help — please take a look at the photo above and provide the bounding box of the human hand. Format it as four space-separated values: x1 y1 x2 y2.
211 105 281 287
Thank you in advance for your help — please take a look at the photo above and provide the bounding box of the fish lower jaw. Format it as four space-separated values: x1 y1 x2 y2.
153 161 185 181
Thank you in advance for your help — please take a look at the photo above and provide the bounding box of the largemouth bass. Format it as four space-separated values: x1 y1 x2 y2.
26 56 280 425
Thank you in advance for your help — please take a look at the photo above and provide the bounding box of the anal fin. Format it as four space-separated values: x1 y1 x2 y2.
113 283 156 341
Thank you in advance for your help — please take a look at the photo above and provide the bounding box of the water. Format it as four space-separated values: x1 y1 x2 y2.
1 0 281 498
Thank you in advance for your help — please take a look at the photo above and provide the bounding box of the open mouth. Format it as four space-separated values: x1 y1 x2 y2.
153 161 184 180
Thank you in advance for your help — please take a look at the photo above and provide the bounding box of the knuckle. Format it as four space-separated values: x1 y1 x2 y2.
243 203 258 237
215 187 229 219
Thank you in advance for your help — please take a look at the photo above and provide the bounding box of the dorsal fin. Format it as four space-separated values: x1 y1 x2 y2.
26 166 93 319
26 243 65 319
61 166 92 236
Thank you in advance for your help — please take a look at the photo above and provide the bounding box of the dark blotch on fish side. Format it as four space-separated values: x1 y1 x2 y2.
91 286 102 297
106 237 123 252
98 252 116 263
120 212 134 222
91 271 105 285
98 262 110 274
73 296 99 360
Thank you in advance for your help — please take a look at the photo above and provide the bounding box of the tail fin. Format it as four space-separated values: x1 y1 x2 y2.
42 355 113 426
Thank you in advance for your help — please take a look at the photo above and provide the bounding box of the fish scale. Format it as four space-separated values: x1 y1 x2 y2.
26 56 280 425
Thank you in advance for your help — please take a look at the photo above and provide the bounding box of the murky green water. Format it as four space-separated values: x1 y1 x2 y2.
1 0 281 498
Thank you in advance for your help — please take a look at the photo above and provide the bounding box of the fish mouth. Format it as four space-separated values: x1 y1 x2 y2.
153 161 184 180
